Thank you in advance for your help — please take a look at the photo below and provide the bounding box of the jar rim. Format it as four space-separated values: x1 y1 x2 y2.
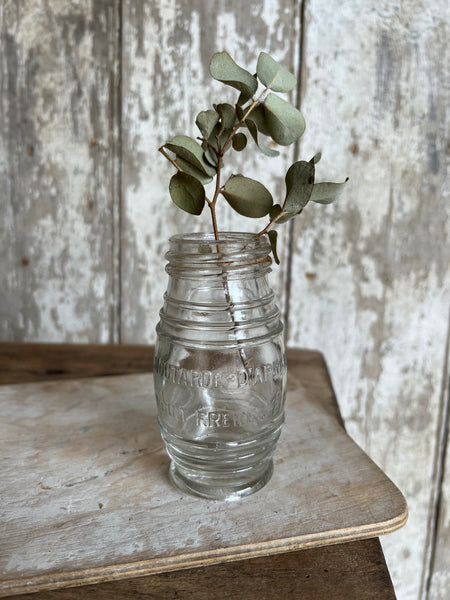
165 232 272 273
168 232 270 253
169 231 267 243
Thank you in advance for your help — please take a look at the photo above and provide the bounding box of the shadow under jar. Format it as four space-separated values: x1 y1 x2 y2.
154 232 287 500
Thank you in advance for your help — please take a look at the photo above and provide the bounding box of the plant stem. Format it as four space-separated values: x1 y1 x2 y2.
209 203 219 240
221 83 272 155
222 99 259 154
158 146 182 171
255 209 287 238
206 142 250 369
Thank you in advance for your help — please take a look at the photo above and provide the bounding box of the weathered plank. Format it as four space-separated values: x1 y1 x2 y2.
0 342 155 384
0 356 406 596
287 1 450 599
4 539 396 600
428 340 450 600
120 0 302 342
0 342 399 599
0 0 121 342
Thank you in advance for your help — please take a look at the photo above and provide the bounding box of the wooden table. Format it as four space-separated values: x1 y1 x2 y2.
0 343 406 599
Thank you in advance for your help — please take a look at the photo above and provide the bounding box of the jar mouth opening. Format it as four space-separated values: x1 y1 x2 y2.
168 232 270 253
166 232 272 273
169 231 267 244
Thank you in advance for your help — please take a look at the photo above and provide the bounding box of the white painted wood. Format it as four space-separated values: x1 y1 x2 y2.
428 434 450 599
428 339 450 600
120 0 302 343
0 370 406 596
0 0 121 342
287 2 450 599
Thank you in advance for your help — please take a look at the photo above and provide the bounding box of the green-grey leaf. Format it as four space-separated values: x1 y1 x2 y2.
256 52 297 93
246 104 271 136
175 158 214 185
245 117 280 157
269 204 283 220
237 91 252 107
232 132 247 151
204 123 232 159
310 152 322 165
283 160 315 214
310 178 349 204
222 175 273 218
202 145 218 167
267 230 280 264
169 172 205 215
196 110 219 139
165 135 216 176
264 93 306 145
215 103 237 130
277 212 296 223
210 51 258 98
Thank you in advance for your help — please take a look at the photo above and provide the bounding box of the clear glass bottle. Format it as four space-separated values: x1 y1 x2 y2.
154 232 287 500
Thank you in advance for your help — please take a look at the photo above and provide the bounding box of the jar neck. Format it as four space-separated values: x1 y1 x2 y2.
165 232 272 279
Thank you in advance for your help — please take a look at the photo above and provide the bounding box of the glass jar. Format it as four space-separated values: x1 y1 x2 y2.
154 232 287 500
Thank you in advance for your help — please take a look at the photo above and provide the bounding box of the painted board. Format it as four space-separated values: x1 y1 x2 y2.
0 0 121 342
0 370 406 596
287 1 450 597
120 0 302 342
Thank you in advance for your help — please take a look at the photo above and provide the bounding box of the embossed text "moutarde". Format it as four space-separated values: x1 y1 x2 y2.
154 357 286 389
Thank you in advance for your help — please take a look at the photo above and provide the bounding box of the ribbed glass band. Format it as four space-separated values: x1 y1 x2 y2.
165 232 272 277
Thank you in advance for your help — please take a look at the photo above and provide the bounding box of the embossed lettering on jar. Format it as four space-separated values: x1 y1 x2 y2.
154 233 287 500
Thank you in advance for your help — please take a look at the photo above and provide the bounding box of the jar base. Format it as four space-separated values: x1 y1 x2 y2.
168 460 274 501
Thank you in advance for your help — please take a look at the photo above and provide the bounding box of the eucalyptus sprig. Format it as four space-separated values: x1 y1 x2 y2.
159 51 348 263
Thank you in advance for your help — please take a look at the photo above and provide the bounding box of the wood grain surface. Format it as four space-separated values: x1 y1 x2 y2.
4 539 396 600
0 343 399 600
120 0 301 341
0 1 121 343
0 342 155 384
0 348 407 596
286 2 450 598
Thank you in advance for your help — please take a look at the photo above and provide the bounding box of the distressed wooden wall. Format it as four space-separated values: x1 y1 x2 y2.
1 1 449 599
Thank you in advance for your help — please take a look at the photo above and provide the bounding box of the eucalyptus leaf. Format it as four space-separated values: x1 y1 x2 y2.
210 51 258 98
215 103 237 130
283 160 315 214
165 135 216 176
196 110 219 139
310 152 322 165
257 52 297 93
246 103 271 136
245 117 279 157
237 91 253 107
175 158 214 185
276 212 296 223
169 172 205 215
204 123 232 158
232 132 247 151
267 230 280 264
310 178 349 204
269 204 283 220
264 93 306 145
222 175 273 218
202 145 218 167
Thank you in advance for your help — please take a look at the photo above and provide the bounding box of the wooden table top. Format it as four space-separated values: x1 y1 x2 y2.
0 343 404 599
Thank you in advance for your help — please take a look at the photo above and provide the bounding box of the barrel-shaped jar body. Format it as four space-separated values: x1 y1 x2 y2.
154 233 287 500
